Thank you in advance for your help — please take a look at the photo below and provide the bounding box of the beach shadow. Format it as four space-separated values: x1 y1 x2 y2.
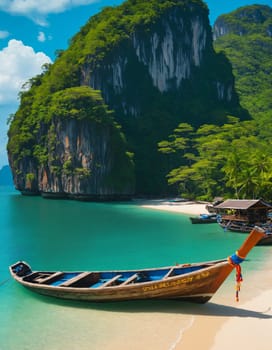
26 290 272 320
188 302 272 319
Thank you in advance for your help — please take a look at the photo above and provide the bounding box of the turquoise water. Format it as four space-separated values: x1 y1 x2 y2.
0 187 268 350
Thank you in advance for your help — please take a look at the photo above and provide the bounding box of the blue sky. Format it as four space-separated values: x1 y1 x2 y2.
0 0 271 168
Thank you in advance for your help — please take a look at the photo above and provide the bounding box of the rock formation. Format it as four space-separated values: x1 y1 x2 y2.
8 0 246 199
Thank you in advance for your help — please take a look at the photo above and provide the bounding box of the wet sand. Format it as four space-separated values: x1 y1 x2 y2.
139 199 272 350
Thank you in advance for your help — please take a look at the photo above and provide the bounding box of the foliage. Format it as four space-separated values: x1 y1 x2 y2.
8 85 114 164
159 117 272 200
74 168 91 178
7 0 250 196
63 159 73 175
73 0 207 63
26 173 35 182
157 5 272 200
47 86 114 123
214 5 272 37
213 5 272 123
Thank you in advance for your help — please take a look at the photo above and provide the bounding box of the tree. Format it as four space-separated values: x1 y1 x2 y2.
158 116 272 201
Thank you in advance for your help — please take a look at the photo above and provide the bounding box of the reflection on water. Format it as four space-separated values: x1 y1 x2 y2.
0 187 269 350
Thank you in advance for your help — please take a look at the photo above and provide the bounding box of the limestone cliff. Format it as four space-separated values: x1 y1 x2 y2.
31 118 133 199
8 87 134 199
85 3 236 117
213 5 272 40
8 0 246 198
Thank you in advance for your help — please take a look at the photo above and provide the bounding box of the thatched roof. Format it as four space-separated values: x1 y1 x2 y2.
214 199 272 210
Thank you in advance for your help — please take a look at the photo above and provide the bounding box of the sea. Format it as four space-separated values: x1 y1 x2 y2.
0 186 269 350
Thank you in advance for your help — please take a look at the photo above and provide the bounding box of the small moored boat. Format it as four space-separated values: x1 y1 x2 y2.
190 213 218 224
217 218 272 245
9 227 265 304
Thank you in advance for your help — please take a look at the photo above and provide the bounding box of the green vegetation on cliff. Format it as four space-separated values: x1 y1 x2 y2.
8 85 118 164
213 5 272 123
8 83 134 195
158 5 272 201
8 0 247 198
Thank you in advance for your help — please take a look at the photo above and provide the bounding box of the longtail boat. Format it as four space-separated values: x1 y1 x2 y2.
9 226 265 304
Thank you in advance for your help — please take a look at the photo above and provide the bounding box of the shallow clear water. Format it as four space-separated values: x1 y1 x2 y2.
0 187 268 350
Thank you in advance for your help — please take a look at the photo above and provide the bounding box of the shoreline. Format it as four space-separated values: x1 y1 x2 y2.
136 198 210 216
139 199 272 350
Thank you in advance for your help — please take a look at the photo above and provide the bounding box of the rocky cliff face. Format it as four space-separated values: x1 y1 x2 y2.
8 87 134 199
8 0 246 199
11 117 134 199
213 5 272 40
39 118 133 199
81 2 242 194
90 15 207 97
86 5 235 117
213 4 272 129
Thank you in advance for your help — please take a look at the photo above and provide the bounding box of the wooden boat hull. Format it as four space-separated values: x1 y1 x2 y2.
190 214 217 224
218 221 253 233
218 222 272 246
9 227 265 304
190 217 217 224
10 262 233 303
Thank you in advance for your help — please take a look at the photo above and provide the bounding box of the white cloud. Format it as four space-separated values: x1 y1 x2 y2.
0 39 52 166
0 0 99 26
0 30 10 39
37 31 46 42
0 39 52 104
0 0 99 16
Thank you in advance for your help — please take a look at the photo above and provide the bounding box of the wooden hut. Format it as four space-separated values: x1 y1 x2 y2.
214 199 272 232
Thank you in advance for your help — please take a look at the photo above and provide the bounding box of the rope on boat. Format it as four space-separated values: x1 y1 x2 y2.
0 278 10 287
228 251 245 302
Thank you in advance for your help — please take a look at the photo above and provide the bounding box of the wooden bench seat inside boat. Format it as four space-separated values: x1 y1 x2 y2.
97 274 122 288
59 272 93 287
22 272 40 282
120 273 138 285
163 268 175 279
36 272 64 284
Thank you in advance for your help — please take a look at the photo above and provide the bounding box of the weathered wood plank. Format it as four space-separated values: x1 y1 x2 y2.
98 274 122 288
60 272 91 287
163 268 175 279
37 272 63 284
120 273 138 285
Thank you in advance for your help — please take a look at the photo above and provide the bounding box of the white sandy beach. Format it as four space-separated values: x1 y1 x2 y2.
138 199 210 215
139 199 272 350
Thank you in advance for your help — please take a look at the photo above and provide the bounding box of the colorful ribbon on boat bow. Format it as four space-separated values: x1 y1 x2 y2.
228 251 244 302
